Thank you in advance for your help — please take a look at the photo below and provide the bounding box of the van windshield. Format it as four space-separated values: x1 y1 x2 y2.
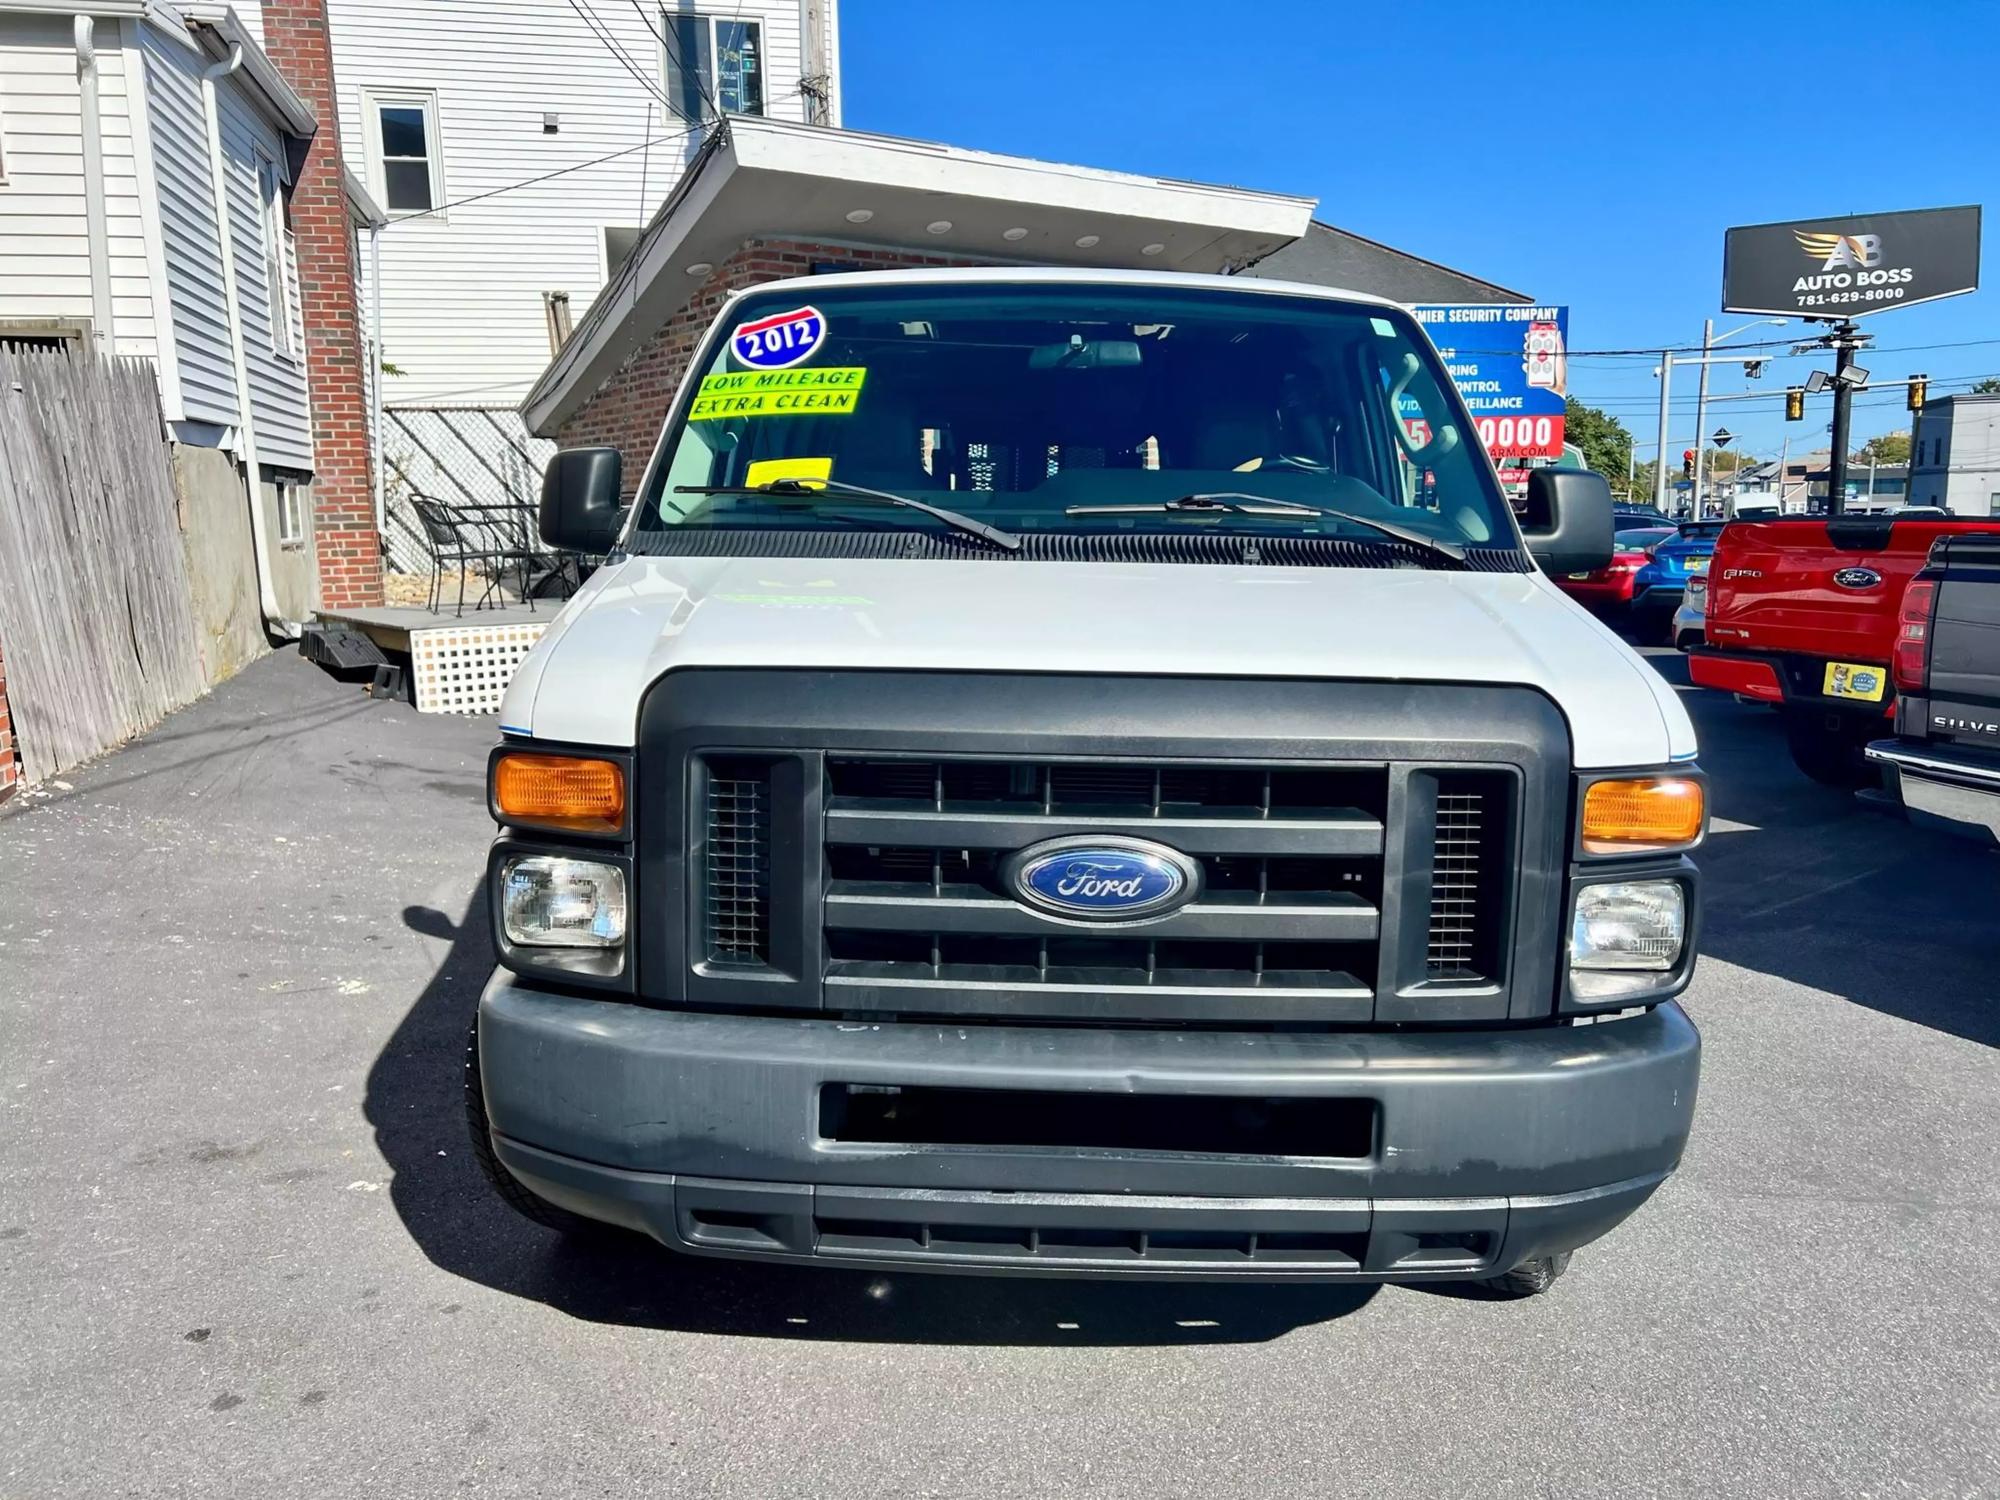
634 281 1519 555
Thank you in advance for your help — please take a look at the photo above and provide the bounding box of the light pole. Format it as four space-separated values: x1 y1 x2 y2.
1653 347 1774 511
1693 318 1786 509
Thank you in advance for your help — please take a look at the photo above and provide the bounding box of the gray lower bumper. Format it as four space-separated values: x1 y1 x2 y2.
1868 740 2000 846
478 975 1700 1279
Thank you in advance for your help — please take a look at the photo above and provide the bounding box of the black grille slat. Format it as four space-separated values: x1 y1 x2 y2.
704 764 772 965
1425 774 1511 983
819 755 1394 1020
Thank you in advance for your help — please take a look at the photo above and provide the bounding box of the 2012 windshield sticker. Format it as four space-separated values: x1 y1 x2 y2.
730 305 825 369
689 367 867 421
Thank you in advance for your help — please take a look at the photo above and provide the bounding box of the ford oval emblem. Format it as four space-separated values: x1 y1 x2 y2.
1833 566 1882 590
1002 837 1201 922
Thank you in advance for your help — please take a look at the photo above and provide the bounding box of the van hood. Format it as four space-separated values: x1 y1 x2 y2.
502 555 1694 767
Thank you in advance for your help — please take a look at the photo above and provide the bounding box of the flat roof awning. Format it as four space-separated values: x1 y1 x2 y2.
522 117 1316 435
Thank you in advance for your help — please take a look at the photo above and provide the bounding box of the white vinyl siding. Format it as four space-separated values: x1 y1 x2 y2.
326 0 835 406
0 14 155 358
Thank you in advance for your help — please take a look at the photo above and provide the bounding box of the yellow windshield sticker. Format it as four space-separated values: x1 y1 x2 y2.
690 366 867 421
744 456 834 488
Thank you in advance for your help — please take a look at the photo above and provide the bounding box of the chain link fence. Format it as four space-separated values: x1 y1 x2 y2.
380 406 556 576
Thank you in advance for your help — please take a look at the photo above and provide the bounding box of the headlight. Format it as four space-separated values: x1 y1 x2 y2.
1570 880 1685 1002
501 856 627 948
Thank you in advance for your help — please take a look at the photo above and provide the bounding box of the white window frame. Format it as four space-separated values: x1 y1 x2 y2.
275 478 305 546
661 14 766 120
360 87 446 220
254 147 296 358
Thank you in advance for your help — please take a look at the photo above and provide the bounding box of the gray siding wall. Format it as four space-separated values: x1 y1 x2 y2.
143 25 236 429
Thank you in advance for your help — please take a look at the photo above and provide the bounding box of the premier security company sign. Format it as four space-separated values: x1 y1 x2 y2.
1412 304 1570 460
1723 206 1981 320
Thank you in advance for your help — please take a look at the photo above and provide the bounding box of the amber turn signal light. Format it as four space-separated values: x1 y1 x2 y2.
492 753 625 834
1581 776 1704 854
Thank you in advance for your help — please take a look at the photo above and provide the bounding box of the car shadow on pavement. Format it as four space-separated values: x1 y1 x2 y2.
368 895 1378 1345
1649 650 2000 1050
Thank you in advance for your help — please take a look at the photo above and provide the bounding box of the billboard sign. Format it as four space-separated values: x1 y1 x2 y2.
1722 206 1981 320
1412 304 1569 460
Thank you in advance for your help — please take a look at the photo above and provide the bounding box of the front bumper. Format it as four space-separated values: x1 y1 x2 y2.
478 975 1701 1280
1868 739 2000 846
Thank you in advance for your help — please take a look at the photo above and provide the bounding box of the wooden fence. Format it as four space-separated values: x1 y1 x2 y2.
0 349 205 784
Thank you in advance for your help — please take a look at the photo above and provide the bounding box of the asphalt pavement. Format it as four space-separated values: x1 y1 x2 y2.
2 648 1995 1499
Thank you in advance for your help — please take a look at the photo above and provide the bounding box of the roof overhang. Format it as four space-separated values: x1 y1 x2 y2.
523 115 1315 435
180 2 317 139
344 166 387 229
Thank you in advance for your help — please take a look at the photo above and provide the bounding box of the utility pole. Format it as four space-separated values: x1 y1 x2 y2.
1778 435 1790 514
1823 321 1867 517
1654 352 1674 510
1693 319 1713 511
1627 443 1637 501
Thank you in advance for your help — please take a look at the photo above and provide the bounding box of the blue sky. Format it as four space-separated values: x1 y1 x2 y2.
843 0 2000 468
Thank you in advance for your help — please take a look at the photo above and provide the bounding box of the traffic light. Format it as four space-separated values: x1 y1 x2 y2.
1682 449 1695 480
1786 386 1805 421
1908 374 1928 411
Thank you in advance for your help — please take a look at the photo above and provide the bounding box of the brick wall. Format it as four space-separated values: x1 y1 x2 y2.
261 0 384 609
557 239 990 483
0 638 17 805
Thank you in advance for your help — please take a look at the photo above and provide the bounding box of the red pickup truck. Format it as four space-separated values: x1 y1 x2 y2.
1688 515 2000 785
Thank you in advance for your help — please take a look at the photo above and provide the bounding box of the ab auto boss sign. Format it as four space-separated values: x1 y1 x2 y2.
1723 205 1981 320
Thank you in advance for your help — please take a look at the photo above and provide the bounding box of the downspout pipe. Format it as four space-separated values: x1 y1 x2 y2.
199 43 296 638
73 16 115 349
369 223 385 533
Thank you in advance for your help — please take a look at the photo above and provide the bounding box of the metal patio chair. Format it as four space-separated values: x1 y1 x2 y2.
409 495 541 617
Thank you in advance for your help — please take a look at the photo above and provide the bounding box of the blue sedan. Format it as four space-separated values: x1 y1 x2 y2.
1632 521 1723 637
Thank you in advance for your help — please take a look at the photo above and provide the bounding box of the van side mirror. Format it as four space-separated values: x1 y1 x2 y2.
1520 468 1614 576
539 447 625 553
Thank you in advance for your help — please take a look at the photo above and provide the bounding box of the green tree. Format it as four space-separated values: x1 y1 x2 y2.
1564 398 1636 491
1972 377 2000 394
1852 431 1911 465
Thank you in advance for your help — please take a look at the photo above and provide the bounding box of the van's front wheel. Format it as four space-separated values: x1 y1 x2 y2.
1479 1251 1572 1298
464 1020 618 1238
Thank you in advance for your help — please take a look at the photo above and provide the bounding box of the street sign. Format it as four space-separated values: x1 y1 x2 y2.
1723 206 1981 320
1712 428 1735 447
1411 304 1569 459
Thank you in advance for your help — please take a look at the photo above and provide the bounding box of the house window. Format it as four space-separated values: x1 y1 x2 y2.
255 149 296 356
364 90 444 215
662 16 763 122
275 479 305 546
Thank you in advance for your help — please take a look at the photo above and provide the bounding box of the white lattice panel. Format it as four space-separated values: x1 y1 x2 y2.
410 622 547 715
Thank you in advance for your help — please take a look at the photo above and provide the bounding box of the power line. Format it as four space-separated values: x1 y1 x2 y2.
385 126 700 226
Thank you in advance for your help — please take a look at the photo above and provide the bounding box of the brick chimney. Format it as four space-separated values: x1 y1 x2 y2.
260 0 384 609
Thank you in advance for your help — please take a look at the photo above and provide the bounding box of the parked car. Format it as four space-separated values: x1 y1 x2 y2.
1690 513 2000 785
1632 520 1725 640
467 269 1705 1299
1554 526 1674 616
1866 532 2000 844
1673 574 1707 650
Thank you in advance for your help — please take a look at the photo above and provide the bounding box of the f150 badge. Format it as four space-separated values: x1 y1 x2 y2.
1832 566 1882 589
1003 837 1202 921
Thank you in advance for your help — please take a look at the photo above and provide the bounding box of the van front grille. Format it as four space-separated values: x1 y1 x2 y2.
703 761 772 965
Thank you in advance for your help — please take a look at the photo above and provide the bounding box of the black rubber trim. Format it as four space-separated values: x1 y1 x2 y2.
620 528 1533 571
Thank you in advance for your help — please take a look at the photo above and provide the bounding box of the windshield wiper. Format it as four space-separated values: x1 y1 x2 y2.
675 479 1022 552
1065 493 1468 564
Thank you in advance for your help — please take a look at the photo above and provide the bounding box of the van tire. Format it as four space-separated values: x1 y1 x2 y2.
464 1020 618 1239
1480 1251 1572 1298
1782 708 1881 790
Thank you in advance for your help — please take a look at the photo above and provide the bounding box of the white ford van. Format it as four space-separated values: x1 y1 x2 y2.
468 268 1704 1296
